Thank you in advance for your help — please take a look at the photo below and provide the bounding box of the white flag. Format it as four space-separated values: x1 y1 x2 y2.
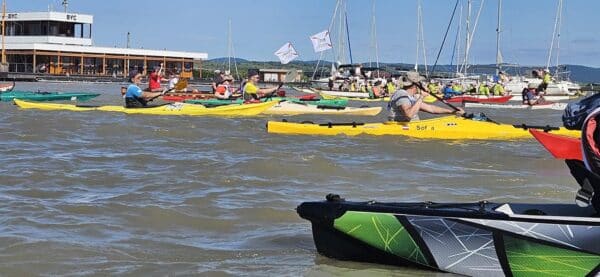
274 42 299 64
310 30 333 53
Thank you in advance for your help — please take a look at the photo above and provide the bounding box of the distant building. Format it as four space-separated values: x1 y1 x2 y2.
258 69 302 82
3 11 207 78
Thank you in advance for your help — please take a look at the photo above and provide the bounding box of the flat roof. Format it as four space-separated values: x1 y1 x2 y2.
6 12 94 24
7 43 208 60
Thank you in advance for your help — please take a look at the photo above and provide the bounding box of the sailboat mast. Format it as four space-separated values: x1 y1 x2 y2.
546 0 561 70
227 19 231 73
345 11 353 64
554 0 563 76
463 0 471 74
495 0 502 74
415 0 420 71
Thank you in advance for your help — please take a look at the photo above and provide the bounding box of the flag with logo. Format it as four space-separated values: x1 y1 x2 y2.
274 42 299 64
310 30 333 53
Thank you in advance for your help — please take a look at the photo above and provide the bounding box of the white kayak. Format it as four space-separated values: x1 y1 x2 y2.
263 101 381 116
312 88 371 98
464 102 567 110
291 86 317 94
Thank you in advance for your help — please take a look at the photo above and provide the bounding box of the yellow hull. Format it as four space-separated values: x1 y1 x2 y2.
14 99 277 116
266 115 580 140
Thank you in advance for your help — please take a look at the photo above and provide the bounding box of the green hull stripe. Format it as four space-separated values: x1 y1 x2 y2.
504 235 600 277
333 211 428 266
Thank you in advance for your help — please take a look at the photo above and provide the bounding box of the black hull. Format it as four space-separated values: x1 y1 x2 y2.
298 195 600 276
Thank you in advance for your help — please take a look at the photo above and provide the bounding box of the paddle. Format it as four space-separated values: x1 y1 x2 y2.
264 69 298 100
512 123 560 132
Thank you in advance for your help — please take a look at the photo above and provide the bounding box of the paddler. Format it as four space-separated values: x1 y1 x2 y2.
147 65 168 92
387 72 464 122
522 83 545 106
125 70 165 108
243 70 281 101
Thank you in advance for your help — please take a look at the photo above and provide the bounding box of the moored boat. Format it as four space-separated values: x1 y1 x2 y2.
445 95 512 103
262 101 381 116
185 97 348 108
0 91 100 102
464 102 567 110
298 194 600 276
530 129 582 160
0 82 15 92
13 99 277 116
267 115 579 140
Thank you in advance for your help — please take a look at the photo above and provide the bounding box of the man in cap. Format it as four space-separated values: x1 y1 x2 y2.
125 70 166 108
243 70 281 101
522 83 545 106
387 72 464 122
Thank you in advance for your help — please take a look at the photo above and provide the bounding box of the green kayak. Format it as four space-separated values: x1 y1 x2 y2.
184 97 348 108
0 91 100 102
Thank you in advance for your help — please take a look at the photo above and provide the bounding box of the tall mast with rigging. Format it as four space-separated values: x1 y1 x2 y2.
495 0 502 75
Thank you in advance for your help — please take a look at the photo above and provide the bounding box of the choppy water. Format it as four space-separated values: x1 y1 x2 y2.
0 82 578 275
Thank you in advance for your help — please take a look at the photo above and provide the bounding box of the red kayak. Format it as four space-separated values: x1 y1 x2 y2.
530 129 582 161
446 95 513 103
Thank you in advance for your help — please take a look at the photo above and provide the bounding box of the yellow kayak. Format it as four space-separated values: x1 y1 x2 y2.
266 115 580 140
14 99 277 116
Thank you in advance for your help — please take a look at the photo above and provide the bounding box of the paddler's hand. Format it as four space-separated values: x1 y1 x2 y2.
453 107 465 116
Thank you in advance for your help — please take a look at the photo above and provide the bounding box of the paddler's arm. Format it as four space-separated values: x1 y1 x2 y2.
399 96 424 119
257 83 283 97
419 102 464 116
141 90 164 100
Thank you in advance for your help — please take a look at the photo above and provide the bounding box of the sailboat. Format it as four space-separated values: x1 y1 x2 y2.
503 0 580 97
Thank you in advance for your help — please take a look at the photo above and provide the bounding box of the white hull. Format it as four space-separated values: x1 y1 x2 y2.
464 102 567 110
263 101 381 116
316 89 371 98
505 77 580 96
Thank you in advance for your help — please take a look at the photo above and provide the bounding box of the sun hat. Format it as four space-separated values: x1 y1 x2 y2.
528 83 537 89
400 71 425 87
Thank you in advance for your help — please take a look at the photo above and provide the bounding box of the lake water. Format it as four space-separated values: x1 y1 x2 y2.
0 82 578 275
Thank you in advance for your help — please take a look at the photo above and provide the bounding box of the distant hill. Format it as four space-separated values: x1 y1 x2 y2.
201 58 600 83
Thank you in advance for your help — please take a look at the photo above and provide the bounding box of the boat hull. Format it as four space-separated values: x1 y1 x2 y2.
13 99 277 116
298 196 600 276
266 115 579 140
464 102 567 110
262 101 381 116
530 129 582 160
446 95 513 103
1 91 100 102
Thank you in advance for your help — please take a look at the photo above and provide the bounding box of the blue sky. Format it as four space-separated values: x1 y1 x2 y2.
11 0 600 67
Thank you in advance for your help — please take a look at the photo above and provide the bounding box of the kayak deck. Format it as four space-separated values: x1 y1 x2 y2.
13 99 277 116
267 115 580 140
1 91 100 102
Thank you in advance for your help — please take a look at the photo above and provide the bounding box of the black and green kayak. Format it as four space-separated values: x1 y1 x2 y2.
0 91 100 102
298 193 600 276
184 97 348 108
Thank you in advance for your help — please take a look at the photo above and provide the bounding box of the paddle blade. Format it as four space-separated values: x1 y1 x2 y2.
530 129 582 160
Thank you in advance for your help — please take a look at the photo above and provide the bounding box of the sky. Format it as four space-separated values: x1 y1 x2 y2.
10 0 600 67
